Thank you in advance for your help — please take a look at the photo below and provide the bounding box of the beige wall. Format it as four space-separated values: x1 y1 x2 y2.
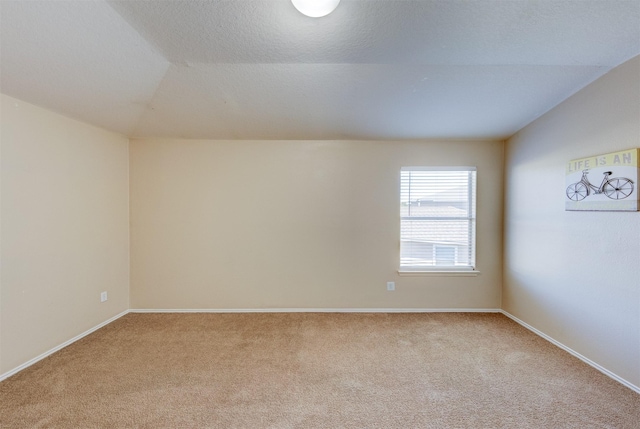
130 139 503 310
504 56 640 388
0 94 130 374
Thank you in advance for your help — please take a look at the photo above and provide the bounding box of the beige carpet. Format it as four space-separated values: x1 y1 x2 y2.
1 313 638 428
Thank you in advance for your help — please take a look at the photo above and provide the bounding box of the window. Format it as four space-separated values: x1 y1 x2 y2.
400 167 477 272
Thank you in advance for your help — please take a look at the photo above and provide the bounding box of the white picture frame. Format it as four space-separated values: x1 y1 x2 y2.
565 148 639 211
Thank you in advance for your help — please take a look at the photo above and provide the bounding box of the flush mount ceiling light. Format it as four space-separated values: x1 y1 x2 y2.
291 0 340 17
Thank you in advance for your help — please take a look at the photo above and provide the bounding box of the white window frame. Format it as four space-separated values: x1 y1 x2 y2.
398 166 480 276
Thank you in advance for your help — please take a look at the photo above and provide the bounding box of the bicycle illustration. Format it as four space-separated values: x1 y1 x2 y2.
566 169 635 201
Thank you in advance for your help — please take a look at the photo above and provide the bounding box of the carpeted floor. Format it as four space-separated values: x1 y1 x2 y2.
0 313 638 428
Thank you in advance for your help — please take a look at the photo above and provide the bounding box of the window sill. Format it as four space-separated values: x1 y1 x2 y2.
397 270 481 277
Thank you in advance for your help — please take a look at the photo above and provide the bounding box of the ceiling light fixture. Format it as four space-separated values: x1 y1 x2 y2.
291 0 340 17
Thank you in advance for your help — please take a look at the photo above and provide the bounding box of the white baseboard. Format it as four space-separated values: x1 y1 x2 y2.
500 310 640 394
129 308 502 313
0 310 130 382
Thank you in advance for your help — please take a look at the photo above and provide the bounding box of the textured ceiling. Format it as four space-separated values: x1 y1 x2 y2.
1 0 639 140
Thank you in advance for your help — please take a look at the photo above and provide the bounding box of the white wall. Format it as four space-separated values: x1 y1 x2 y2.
504 56 640 389
0 94 130 374
130 139 503 310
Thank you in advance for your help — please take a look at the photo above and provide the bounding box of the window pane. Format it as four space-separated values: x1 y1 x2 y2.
434 246 457 265
400 168 476 270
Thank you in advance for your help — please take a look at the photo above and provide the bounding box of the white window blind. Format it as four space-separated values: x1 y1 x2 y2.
400 167 477 271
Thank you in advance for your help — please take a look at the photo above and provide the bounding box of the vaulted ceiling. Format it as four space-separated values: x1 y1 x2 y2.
1 1 639 140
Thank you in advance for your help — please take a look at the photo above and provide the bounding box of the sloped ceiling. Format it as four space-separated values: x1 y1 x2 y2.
1 0 639 140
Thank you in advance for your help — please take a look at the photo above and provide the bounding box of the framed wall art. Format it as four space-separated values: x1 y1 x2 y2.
565 148 639 211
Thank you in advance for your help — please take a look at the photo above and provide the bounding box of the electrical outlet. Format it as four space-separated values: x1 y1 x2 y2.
387 282 395 291
100 291 108 302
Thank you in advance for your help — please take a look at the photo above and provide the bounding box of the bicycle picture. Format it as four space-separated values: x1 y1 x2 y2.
566 169 635 201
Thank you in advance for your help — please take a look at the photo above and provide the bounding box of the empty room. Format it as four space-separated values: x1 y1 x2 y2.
1 0 639 427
